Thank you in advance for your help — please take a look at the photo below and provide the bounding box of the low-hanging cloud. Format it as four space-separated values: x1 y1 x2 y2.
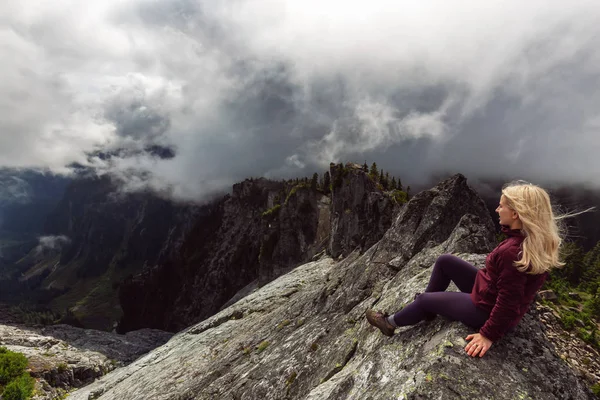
35 235 71 254
2 0 600 201
0 175 32 205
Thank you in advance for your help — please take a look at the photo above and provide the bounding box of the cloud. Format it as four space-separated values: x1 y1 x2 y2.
1 0 600 200
301 96 451 165
103 81 172 142
0 175 32 205
35 235 71 254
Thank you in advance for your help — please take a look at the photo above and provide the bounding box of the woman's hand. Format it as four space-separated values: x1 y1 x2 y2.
465 333 492 357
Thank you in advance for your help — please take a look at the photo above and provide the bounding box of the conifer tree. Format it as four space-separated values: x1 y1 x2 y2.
390 177 397 190
311 173 318 191
363 161 369 172
559 242 586 286
583 242 600 290
323 171 331 194
369 162 378 181
397 178 403 192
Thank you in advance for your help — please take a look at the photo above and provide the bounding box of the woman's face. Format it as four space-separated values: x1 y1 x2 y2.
496 196 518 226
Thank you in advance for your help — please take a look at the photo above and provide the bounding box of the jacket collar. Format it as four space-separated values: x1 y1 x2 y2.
501 225 525 238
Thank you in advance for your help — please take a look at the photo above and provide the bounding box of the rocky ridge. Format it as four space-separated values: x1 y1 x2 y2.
119 167 395 333
68 174 596 400
329 162 396 259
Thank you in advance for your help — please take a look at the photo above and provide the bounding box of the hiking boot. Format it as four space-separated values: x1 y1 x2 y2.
365 310 395 337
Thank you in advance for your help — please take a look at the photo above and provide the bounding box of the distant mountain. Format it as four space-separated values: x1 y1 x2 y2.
0 174 197 330
0 169 71 235
0 169 71 277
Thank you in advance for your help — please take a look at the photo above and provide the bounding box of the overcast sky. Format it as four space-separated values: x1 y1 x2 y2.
2 0 600 201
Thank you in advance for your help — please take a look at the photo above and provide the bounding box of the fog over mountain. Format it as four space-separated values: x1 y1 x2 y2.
2 1 600 201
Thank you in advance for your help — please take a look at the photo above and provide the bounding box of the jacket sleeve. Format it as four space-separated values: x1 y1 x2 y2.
479 249 527 342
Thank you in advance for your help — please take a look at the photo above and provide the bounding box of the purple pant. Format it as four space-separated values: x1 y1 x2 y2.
392 254 489 329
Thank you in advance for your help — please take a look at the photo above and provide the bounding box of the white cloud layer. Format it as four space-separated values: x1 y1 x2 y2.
2 0 600 200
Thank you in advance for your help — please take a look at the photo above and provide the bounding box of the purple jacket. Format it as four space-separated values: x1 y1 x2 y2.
470 226 548 341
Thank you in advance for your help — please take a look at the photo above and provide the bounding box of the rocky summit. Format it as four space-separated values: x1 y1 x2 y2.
68 174 596 400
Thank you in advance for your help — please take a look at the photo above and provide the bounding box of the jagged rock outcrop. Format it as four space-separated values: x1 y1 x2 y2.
119 167 396 333
117 178 285 333
68 174 595 399
0 323 172 399
329 163 396 259
258 185 330 286
119 178 328 333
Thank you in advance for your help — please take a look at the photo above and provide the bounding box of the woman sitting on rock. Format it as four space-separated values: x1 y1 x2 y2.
366 181 574 358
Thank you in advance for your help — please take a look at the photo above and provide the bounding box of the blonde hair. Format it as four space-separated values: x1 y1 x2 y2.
502 181 593 275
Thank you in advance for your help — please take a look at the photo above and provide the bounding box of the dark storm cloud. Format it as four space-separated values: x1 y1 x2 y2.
2 0 600 200
104 86 171 142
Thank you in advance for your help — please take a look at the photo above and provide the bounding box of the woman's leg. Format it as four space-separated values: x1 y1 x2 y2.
392 292 488 329
366 254 485 336
425 254 479 293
